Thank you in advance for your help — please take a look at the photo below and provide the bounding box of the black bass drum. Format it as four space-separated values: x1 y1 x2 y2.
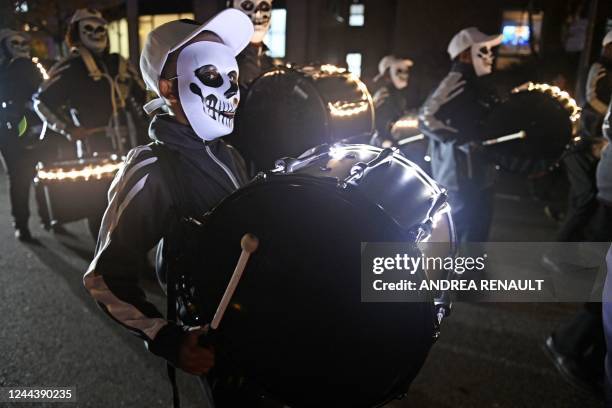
483 82 581 174
229 65 376 173
177 144 454 408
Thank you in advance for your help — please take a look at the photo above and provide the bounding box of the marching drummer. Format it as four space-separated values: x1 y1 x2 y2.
372 55 414 143
33 8 149 235
34 8 148 155
580 30 612 139
83 10 252 406
229 0 276 91
419 27 502 243
0 28 49 241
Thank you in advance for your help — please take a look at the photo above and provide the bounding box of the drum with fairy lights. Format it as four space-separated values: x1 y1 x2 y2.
482 82 581 174
173 144 455 407
228 64 376 173
34 156 123 232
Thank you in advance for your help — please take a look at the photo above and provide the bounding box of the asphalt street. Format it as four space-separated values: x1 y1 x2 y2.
0 171 604 408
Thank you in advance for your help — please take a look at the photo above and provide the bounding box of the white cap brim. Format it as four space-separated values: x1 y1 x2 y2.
169 9 253 56
475 33 503 48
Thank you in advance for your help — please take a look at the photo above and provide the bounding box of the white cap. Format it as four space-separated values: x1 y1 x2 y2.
447 27 502 60
140 9 253 114
374 55 413 81
69 8 108 25
603 30 612 47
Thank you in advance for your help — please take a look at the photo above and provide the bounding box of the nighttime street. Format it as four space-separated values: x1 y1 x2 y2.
1 0 611 407
0 173 602 407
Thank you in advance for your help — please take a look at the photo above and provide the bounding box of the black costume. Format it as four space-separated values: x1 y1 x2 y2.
236 42 274 92
419 62 497 242
84 115 248 366
0 56 48 234
556 141 600 241
35 48 148 155
373 85 407 141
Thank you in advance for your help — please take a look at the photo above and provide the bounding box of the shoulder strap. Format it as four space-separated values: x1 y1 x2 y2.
149 141 188 408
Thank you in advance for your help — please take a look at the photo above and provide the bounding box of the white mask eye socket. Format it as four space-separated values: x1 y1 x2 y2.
478 46 491 57
257 1 272 12
240 0 255 12
195 65 224 88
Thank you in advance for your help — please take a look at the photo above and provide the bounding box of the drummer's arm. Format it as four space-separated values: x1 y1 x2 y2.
83 146 185 366
33 62 75 139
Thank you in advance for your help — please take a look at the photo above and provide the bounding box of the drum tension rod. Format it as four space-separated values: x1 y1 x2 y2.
341 147 395 186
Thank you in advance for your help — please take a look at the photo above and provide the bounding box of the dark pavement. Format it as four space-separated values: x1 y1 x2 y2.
0 171 604 408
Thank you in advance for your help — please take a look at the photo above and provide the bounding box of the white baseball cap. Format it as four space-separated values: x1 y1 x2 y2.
141 9 254 114
374 55 413 81
447 27 502 60
603 30 612 47
70 8 108 25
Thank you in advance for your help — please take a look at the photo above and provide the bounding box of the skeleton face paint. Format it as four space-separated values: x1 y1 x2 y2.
471 44 495 77
233 0 272 43
390 60 412 90
5 34 30 59
78 18 108 54
177 41 240 141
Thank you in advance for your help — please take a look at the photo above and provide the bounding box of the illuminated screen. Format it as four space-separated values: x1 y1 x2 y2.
502 25 531 47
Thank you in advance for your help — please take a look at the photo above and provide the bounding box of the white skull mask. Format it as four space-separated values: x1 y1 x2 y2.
390 60 412 90
233 0 272 43
177 41 240 142
78 18 108 54
470 43 495 77
5 34 30 59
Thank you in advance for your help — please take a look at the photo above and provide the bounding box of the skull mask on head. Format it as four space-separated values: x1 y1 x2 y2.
389 59 413 90
233 0 272 44
4 33 30 60
470 44 495 77
78 18 108 54
177 41 240 141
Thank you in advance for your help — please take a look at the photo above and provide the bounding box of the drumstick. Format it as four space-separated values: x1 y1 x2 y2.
210 233 259 330
481 130 526 146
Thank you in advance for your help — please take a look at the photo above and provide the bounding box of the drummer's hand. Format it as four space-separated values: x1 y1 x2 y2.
178 328 215 375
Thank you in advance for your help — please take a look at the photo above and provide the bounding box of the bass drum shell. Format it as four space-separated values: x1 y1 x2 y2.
186 145 452 407
229 66 375 173
483 90 573 174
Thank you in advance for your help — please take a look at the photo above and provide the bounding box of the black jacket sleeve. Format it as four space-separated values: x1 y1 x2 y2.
83 144 185 366
34 58 76 135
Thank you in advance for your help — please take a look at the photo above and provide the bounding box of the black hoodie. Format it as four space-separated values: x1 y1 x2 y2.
83 114 248 365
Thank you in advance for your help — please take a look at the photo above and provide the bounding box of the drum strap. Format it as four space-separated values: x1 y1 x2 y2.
150 142 190 408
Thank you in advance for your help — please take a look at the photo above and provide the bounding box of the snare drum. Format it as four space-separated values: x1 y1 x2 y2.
175 144 455 407
34 156 122 225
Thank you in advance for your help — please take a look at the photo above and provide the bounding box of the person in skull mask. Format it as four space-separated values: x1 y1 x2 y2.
0 28 49 241
34 8 148 156
83 10 254 406
580 30 612 139
419 27 502 243
372 55 413 142
230 0 275 91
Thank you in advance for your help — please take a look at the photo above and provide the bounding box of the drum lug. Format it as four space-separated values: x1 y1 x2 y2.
274 144 331 174
341 147 395 186
254 172 268 181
